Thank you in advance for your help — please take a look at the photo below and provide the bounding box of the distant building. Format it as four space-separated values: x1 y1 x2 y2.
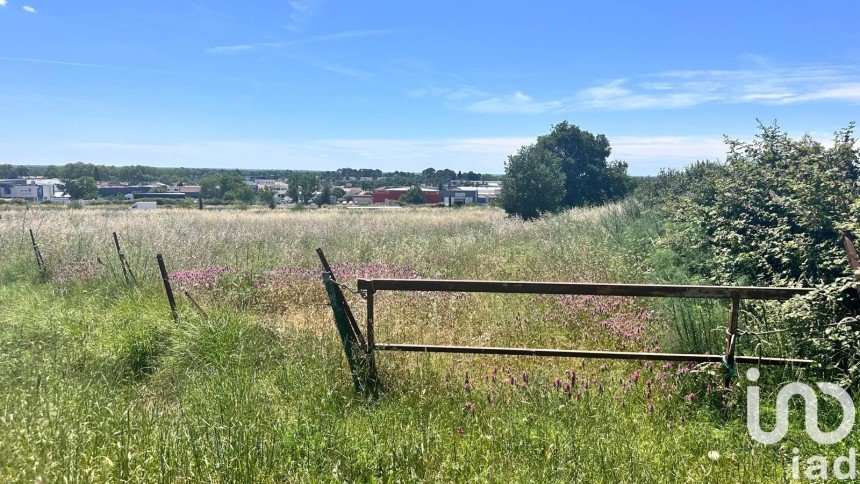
441 189 478 206
166 185 202 198
98 185 153 197
372 187 441 204
128 192 186 200
1 177 65 202
353 191 373 205
441 186 500 206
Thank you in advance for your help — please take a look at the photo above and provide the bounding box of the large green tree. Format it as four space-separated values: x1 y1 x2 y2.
398 186 426 205
536 121 630 206
499 145 566 220
200 172 254 202
61 176 99 200
288 173 318 204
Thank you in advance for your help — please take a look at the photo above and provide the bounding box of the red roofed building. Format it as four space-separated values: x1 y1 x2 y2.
371 187 441 204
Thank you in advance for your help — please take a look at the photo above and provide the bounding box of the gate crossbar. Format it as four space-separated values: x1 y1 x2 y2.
353 277 814 390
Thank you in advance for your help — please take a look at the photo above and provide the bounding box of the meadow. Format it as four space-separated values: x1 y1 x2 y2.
0 204 853 482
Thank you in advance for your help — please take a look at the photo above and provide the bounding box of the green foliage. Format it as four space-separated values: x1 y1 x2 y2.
288 173 318 204
258 186 278 209
61 176 99 200
331 186 345 200
199 171 252 202
661 123 859 286
536 121 632 207
315 184 333 206
499 145 566 219
398 185 426 205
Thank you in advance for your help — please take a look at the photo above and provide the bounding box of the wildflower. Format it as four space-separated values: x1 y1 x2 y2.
464 381 473 391
630 370 640 383
522 371 530 384
600 363 608 372
662 362 673 370
553 377 562 389
456 427 465 435
507 375 516 385
465 401 475 412
645 390 652 400
686 392 696 402
706 383 714 393
647 402 654 413
563 382 572 398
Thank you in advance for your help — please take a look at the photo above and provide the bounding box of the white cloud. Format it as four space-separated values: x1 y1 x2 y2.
63 137 533 173
466 91 564 114
206 29 397 54
421 62 860 113
58 135 733 175
22 5 36 13
0 1 7 8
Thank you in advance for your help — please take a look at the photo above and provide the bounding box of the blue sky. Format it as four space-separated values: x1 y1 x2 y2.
1 1 858 175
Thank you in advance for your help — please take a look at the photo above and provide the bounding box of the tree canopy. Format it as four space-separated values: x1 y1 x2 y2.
499 145 566 220
398 186 426 205
536 121 630 207
61 176 99 200
500 122 630 218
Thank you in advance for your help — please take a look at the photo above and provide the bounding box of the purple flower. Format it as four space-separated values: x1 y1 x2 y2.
686 393 696 402
465 401 475 412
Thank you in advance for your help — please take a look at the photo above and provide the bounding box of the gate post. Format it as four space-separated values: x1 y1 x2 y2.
317 248 377 395
723 297 740 387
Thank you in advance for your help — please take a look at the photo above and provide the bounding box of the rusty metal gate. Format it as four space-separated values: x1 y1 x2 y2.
317 249 813 395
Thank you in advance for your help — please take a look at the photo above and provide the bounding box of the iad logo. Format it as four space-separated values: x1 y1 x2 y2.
746 368 855 445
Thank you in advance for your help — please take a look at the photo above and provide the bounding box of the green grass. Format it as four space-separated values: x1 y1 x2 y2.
0 204 854 482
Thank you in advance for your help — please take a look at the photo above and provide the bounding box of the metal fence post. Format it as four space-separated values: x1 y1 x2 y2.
724 297 740 387
156 253 179 324
29 228 45 276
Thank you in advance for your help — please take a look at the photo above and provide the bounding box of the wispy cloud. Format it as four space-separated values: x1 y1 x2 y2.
467 92 564 114
0 55 296 87
417 62 860 114
58 134 736 175
206 29 398 54
0 1 7 8
22 5 36 13
284 0 319 32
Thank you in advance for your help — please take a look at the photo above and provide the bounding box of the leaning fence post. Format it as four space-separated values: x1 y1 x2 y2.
317 248 376 395
156 253 179 324
29 228 45 276
113 232 136 283
723 296 740 387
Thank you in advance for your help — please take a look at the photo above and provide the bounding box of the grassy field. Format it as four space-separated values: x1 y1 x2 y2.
0 204 853 482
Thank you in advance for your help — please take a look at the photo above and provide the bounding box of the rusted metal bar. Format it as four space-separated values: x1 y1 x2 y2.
29 228 45 274
183 289 208 319
357 279 811 300
373 343 812 366
156 253 179 324
112 231 136 283
724 297 741 387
